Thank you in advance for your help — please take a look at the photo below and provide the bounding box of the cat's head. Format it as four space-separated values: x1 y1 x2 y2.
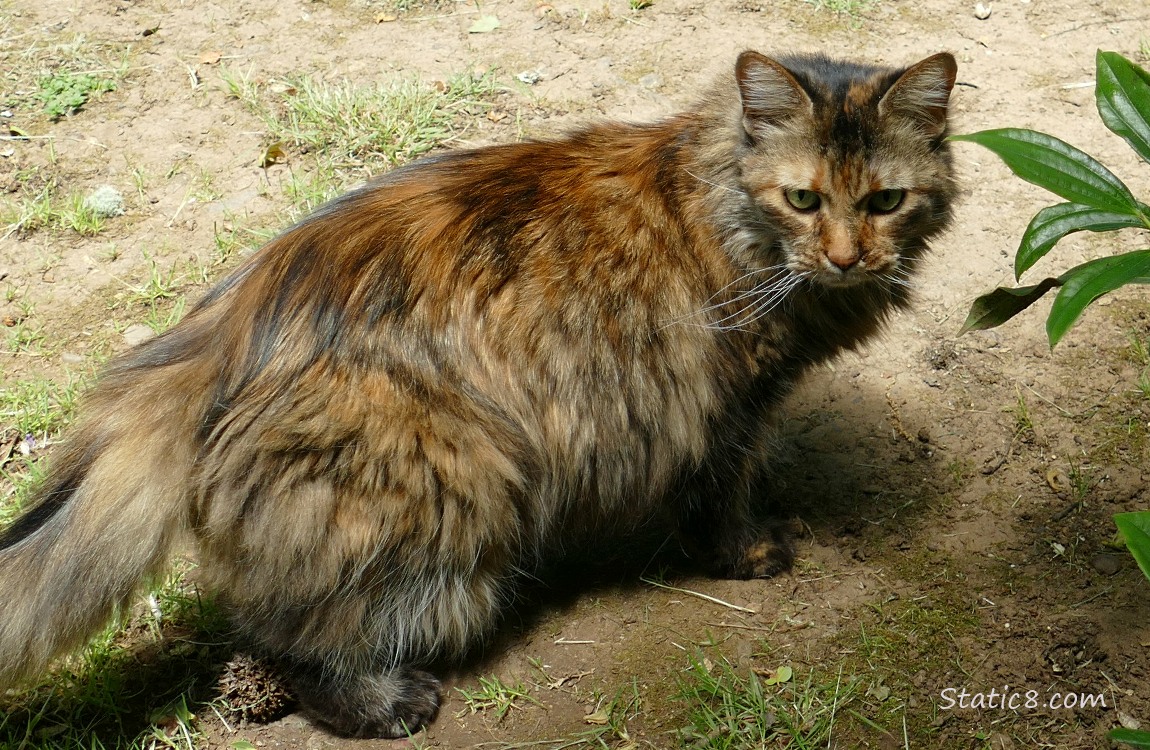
733 51 957 290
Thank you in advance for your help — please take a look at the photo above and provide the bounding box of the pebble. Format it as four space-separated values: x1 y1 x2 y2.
639 73 663 90
122 323 156 347
974 3 992 19
1089 553 1120 576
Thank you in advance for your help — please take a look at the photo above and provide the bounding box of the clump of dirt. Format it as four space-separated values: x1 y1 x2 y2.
216 655 295 725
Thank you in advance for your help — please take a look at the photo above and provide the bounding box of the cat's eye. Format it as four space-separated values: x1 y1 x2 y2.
868 189 905 213
784 189 821 212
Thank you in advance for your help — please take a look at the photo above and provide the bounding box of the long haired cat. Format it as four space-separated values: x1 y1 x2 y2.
0 50 957 738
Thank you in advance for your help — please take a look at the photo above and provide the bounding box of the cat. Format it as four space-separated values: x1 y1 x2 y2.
0 49 957 738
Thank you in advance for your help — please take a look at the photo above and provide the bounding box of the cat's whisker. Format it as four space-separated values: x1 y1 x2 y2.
707 275 796 326
660 264 794 329
702 263 792 302
706 272 806 331
684 168 741 195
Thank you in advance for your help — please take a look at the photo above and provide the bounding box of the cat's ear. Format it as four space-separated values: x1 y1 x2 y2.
735 51 812 139
879 52 957 138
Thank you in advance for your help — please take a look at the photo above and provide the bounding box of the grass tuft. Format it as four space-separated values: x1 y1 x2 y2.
677 654 868 749
455 675 541 722
220 68 499 170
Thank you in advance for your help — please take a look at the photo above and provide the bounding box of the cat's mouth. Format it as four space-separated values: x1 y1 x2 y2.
808 257 903 289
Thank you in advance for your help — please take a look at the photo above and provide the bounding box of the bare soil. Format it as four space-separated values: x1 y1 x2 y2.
2 0 1149 748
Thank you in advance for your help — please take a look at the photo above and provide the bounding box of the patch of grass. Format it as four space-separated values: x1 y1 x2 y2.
219 67 499 170
373 0 451 13
1011 387 1036 439
803 0 875 16
4 319 46 354
35 69 117 119
579 680 643 748
0 179 111 238
212 216 274 267
0 375 82 437
144 294 187 335
282 161 345 220
0 571 230 750
455 674 541 722
0 375 85 524
827 550 981 745
677 654 869 748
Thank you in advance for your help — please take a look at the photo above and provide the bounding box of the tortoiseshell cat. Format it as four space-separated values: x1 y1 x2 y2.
0 50 957 737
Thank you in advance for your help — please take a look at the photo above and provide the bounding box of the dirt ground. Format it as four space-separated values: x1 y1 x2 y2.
2 0 1150 748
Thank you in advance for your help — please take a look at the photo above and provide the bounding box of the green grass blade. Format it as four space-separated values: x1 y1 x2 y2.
960 278 1062 334
1047 249 1150 345
1096 50 1150 166
949 128 1139 214
1113 511 1150 584
1016 202 1147 279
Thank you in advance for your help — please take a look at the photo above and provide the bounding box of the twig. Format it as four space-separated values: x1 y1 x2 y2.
641 577 758 614
1020 382 1075 418
1072 587 1112 608
705 621 773 632
1050 15 1150 36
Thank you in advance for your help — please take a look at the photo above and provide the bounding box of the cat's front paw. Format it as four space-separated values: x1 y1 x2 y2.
711 520 796 579
726 535 794 579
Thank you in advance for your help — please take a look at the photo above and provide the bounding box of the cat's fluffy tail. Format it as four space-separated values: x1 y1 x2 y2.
0 345 212 687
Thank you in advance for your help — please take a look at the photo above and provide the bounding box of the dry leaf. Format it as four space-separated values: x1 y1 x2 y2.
584 709 610 725
259 142 287 168
468 14 500 33
374 12 397 22
198 50 222 65
486 110 507 123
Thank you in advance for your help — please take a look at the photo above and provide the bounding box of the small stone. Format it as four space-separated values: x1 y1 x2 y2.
1118 711 1142 730
974 2 991 19
122 323 155 347
639 73 663 89
1089 553 1120 576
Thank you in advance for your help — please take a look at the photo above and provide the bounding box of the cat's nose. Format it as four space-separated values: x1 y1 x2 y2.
825 245 860 270
823 225 859 270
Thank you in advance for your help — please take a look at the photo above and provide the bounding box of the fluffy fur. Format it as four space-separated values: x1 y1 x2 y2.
0 50 957 737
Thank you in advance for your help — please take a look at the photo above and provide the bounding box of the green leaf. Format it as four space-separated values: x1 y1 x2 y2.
231 742 258 750
960 278 1063 334
763 665 793 685
1047 249 1150 345
1096 51 1150 166
1016 202 1147 279
1110 727 1150 748
949 129 1139 214
1114 511 1150 584
468 14 500 33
